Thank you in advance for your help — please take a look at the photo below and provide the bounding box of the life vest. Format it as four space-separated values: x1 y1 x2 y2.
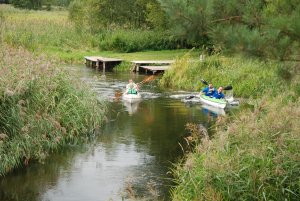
128 88 137 94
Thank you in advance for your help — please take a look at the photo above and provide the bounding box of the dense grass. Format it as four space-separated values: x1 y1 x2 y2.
159 53 299 98
171 95 300 200
0 46 106 176
99 29 185 53
166 53 300 200
0 5 196 63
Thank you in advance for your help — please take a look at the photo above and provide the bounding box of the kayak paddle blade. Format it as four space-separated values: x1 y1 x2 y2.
201 79 209 85
185 95 195 100
224 85 233 90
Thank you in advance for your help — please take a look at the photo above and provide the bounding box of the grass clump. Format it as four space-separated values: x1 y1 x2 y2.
160 53 290 98
0 46 106 176
171 95 300 200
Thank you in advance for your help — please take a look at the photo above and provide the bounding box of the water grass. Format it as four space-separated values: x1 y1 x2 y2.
171 94 300 200
0 45 106 176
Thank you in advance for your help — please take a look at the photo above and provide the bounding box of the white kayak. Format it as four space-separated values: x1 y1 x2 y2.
122 93 142 103
198 94 227 109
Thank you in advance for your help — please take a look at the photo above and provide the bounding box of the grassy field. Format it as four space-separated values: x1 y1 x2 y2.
0 5 200 63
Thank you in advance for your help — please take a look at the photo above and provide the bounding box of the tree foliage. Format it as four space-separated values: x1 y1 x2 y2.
69 0 166 31
160 0 300 60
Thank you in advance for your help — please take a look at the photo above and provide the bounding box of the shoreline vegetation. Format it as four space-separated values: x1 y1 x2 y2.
1 3 300 200
0 46 106 176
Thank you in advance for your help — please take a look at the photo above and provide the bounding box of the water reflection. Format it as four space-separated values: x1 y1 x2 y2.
201 104 226 117
123 100 141 115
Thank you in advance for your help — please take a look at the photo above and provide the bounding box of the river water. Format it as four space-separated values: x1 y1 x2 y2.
0 66 222 201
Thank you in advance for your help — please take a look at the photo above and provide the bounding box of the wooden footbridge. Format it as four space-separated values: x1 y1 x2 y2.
84 56 123 71
85 56 174 74
131 60 174 74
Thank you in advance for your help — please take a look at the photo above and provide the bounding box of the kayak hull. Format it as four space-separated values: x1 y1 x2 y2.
122 93 142 103
198 94 227 109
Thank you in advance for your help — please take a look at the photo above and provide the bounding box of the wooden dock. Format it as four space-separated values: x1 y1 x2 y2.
85 56 123 71
131 60 174 73
139 65 171 74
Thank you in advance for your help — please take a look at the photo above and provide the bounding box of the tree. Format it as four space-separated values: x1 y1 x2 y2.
69 0 165 31
160 0 300 60
159 0 213 47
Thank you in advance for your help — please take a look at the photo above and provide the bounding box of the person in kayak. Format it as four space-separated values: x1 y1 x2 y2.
126 79 138 94
201 82 216 97
213 86 225 99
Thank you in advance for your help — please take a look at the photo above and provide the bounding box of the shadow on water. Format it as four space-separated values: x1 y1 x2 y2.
0 66 224 201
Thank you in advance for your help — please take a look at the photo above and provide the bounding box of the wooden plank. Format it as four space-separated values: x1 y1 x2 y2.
84 56 123 62
131 60 174 64
140 65 171 71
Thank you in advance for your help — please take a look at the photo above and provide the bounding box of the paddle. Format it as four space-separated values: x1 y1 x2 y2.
137 75 156 86
201 79 232 90
184 79 232 100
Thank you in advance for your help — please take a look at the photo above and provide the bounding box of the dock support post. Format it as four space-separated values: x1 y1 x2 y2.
103 61 106 73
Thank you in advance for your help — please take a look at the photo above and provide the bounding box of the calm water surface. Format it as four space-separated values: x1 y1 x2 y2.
0 66 221 201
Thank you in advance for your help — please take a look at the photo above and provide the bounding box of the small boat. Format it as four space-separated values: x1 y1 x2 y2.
198 94 227 109
122 93 142 103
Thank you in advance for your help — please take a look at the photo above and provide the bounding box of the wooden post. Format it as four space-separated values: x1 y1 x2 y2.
96 59 99 70
103 61 106 73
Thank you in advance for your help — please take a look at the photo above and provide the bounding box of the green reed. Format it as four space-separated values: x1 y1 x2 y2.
171 94 300 200
159 53 296 98
0 46 106 176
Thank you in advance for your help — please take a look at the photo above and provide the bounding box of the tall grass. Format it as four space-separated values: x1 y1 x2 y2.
0 5 96 62
159 53 298 98
171 94 300 200
0 46 106 176
0 5 189 62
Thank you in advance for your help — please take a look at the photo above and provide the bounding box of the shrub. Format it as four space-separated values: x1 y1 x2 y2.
98 29 184 53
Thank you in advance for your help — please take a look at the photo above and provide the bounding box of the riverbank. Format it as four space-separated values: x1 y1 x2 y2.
171 95 300 200
164 55 300 200
0 46 106 176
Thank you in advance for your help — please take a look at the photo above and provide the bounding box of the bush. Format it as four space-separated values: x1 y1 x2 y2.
98 29 184 53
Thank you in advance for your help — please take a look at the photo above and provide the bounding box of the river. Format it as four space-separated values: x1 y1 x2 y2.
0 66 222 201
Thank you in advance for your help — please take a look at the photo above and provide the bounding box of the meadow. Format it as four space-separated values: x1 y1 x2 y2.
0 5 200 63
